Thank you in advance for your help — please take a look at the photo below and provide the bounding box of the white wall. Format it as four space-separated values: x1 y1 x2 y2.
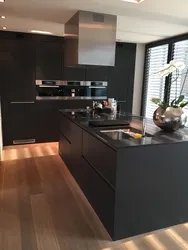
132 44 146 116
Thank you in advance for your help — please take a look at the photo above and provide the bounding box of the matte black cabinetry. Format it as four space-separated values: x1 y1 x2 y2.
36 100 92 144
78 157 115 237
0 37 36 145
63 66 86 81
0 39 35 102
36 41 63 80
3 103 36 145
83 130 116 187
108 43 136 112
0 31 137 145
59 113 115 237
85 66 109 81
35 101 62 143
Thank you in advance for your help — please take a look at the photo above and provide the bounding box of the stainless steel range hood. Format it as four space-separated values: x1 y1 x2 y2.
64 11 117 67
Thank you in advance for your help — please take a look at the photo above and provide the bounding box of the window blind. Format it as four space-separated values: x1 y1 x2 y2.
170 40 188 113
144 44 169 118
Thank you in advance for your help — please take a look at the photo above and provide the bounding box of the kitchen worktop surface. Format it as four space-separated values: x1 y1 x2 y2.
59 109 188 149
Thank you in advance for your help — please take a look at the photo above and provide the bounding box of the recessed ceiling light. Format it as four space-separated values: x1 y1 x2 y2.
121 0 144 3
0 0 5 2
2 27 6 30
1 16 6 19
30 30 52 35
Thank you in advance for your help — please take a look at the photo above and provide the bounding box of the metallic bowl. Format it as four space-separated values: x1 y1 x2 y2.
153 107 187 131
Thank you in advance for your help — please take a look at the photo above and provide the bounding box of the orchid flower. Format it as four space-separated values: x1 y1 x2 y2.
156 60 185 77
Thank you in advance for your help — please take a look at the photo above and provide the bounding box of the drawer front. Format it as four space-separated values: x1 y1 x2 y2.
77 157 115 237
83 131 117 187
59 133 71 164
60 115 72 142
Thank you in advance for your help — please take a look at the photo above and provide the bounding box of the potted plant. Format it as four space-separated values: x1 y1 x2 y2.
151 60 188 131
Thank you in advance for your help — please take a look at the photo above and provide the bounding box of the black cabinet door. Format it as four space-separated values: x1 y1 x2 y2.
63 67 86 81
85 66 109 81
82 131 116 187
0 39 35 102
36 41 62 80
73 157 115 237
2 103 36 146
35 101 61 143
108 42 136 113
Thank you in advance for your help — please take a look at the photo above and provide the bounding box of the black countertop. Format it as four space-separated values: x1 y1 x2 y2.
59 109 188 149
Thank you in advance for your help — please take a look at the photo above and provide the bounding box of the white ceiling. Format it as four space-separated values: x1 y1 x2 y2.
1 0 188 43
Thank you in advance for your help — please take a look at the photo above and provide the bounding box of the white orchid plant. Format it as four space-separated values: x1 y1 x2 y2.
151 60 188 110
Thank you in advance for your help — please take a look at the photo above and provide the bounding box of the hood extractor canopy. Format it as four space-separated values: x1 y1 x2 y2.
64 11 117 67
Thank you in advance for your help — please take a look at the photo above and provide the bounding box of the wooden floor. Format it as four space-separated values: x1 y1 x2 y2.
1 143 188 250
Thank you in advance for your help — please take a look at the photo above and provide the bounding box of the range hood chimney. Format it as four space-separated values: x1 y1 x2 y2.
64 11 117 67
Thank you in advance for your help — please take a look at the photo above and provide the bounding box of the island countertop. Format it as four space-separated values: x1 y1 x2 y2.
59 109 188 149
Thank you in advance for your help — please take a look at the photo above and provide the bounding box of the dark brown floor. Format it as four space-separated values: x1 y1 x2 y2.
1 143 188 250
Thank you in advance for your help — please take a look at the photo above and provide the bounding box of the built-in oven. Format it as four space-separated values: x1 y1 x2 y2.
85 81 108 97
36 80 108 98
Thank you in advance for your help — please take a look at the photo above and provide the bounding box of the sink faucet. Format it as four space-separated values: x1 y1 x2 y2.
116 101 127 114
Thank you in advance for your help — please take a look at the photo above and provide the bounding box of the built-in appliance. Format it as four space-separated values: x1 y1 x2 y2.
36 80 108 99
85 81 108 97
64 11 117 67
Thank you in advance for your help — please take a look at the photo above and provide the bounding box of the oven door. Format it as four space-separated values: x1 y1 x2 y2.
87 86 107 97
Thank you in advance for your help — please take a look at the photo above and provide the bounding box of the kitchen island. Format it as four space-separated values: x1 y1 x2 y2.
59 109 188 241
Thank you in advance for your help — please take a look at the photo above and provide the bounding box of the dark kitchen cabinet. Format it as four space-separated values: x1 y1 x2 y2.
108 42 136 113
59 114 83 177
36 100 92 144
78 157 115 237
59 113 115 237
0 38 35 102
85 66 109 81
35 101 61 143
2 103 36 145
62 66 86 81
36 41 63 80
82 131 116 187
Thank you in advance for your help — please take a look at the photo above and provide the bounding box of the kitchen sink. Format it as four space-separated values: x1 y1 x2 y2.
100 128 152 140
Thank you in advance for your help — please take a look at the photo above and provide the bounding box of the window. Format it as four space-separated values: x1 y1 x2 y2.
143 44 169 118
170 40 188 113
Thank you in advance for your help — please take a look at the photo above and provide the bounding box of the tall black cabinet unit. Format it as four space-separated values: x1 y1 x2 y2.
108 43 136 113
0 38 35 102
85 66 109 81
0 36 36 145
36 40 63 80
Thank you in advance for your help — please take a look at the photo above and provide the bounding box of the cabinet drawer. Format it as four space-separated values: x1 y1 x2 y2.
60 115 72 142
60 114 82 147
59 133 71 163
77 157 115 237
83 131 117 187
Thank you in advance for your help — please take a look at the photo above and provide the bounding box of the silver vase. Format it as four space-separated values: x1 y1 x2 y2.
153 107 187 131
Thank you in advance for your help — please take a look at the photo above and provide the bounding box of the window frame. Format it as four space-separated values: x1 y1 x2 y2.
141 33 188 116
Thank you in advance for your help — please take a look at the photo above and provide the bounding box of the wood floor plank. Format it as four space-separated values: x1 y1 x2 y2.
154 229 184 250
24 158 43 195
35 155 102 250
17 159 39 250
174 224 188 242
0 160 22 250
30 193 61 250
